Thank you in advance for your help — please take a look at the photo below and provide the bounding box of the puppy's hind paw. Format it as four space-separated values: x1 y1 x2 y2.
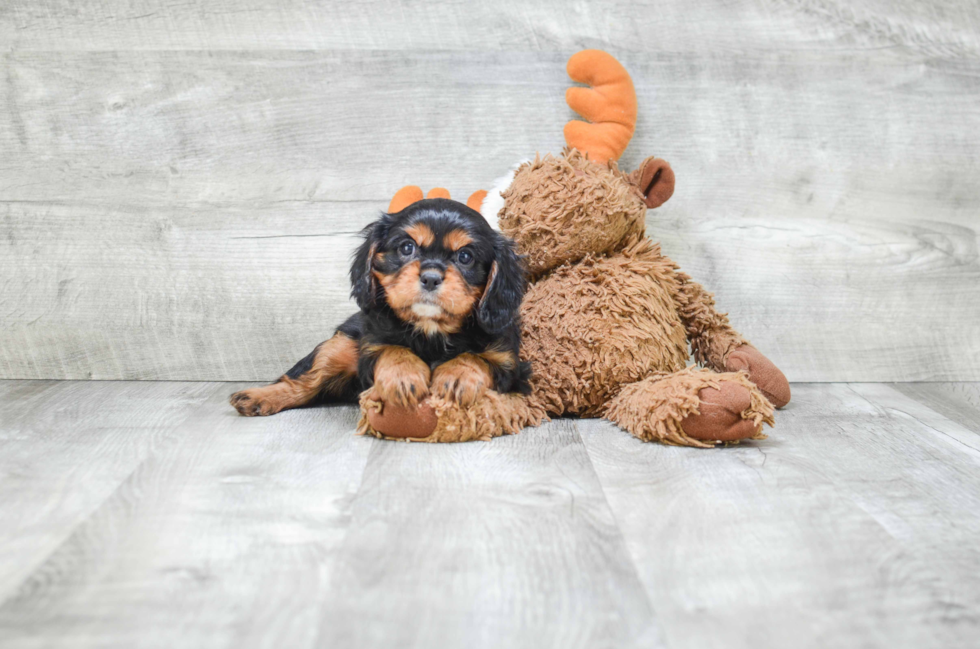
230 388 280 417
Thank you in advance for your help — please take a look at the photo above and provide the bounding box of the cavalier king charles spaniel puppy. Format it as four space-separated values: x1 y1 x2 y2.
230 198 530 417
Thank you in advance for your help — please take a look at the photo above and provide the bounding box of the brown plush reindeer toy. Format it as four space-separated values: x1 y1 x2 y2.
364 49 790 447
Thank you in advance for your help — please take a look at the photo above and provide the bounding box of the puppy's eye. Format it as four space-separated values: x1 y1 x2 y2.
398 240 416 257
456 249 474 266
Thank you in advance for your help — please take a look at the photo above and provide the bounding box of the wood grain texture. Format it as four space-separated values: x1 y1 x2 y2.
0 382 664 649
0 380 218 603
2 3 980 381
315 420 663 649
1 0 978 54
0 201 368 381
0 384 373 648
3 380 980 647
579 383 980 649
892 382 980 436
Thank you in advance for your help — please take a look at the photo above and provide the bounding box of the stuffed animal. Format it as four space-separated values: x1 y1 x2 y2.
362 50 790 447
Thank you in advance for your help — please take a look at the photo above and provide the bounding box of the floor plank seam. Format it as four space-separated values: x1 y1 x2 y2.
0 383 226 610
565 419 665 637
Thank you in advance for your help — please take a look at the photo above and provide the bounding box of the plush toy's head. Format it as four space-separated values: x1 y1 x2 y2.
497 150 644 275
490 50 675 275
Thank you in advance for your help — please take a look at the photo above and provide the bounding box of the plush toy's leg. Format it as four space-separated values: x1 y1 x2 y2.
604 367 774 448
358 388 547 443
724 345 791 408
671 272 791 407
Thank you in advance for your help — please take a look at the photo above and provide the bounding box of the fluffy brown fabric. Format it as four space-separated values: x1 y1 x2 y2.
358 388 547 443
605 367 774 448
499 149 647 276
519 237 688 416
606 367 773 448
498 148 786 447
670 270 749 371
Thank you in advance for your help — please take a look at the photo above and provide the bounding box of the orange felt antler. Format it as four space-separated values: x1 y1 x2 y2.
388 186 486 214
563 50 637 164
387 186 454 213
388 185 424 213
466 190 487 212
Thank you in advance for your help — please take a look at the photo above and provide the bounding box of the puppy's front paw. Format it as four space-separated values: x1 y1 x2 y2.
374 352 430 408
431 355 490 407
230 388 281 417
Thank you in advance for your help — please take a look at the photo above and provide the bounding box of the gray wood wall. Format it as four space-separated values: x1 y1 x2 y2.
1 1 978 382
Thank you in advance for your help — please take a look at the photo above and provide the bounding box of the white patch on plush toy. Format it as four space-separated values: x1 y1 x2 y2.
480 159 529 230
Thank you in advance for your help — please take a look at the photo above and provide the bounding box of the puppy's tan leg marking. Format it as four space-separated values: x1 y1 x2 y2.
230 333 358 417
370 345 431 408
431 353 492 407
478 346 517 372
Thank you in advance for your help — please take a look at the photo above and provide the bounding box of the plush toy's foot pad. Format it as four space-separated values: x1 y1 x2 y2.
680 382 760 442
605 367 775 448
725 345 791 408
358 387 547 443
366 400 439 439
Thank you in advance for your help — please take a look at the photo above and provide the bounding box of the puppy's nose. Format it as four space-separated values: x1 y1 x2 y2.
419 270 444 291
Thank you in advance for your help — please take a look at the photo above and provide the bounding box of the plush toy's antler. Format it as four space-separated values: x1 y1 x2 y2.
564 50 638 164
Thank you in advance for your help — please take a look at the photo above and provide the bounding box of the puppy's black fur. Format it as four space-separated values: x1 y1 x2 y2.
229 198 529 417
347 198 529 394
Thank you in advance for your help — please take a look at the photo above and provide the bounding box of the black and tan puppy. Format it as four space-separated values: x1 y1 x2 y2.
230 198 530 417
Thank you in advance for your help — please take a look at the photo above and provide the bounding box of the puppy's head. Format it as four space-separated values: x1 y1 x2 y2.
351 198 524 336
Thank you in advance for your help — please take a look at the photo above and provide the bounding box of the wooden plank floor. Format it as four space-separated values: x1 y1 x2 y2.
1 381 978 648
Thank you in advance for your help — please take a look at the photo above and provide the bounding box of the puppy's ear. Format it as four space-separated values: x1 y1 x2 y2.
478 233 526 334
350 216 389 310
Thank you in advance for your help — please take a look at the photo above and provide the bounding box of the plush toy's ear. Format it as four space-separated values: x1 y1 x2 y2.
564 50 637 164
350 217 390 310
477 233 526 334
632 156 676 208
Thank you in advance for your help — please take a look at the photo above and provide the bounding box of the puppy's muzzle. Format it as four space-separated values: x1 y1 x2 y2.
414 268 445 318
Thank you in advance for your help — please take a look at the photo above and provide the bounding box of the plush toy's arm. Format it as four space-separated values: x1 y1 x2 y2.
669 267 791 408
670 270 747 370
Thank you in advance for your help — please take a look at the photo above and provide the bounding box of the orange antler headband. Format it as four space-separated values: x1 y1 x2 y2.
387 185 487 214
563 50 638 164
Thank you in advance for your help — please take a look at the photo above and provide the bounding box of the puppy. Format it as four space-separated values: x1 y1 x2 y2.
230 198 530 417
